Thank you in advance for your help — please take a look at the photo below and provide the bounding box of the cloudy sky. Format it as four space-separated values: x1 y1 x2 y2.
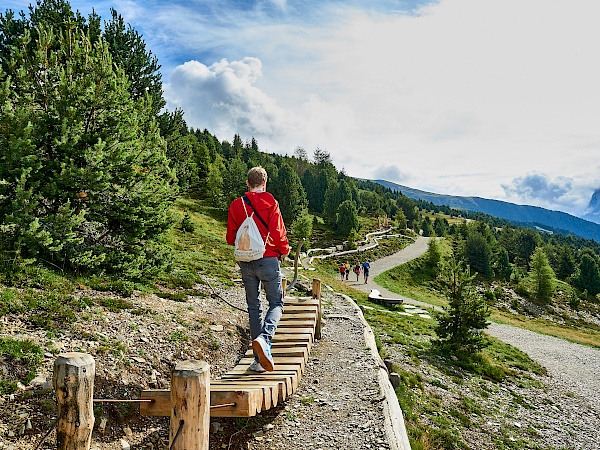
5 0 600 216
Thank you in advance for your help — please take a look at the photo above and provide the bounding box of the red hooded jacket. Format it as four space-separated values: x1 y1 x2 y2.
226 191 290 259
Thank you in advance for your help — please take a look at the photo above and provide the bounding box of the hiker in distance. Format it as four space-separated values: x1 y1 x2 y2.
353 262 361 282
362 260 371 284
226 166 290 372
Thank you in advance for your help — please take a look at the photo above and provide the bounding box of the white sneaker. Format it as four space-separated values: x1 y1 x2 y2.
252 336 275 372
249 360 266 373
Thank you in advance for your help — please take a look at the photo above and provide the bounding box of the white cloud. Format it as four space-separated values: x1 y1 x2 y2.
159 0 600 215
164 58 288 139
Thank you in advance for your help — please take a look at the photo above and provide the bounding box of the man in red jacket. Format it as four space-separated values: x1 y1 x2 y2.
226 166 290 372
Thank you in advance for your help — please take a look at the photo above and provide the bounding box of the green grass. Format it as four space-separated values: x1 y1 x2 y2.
159 197 234 288
0 338 44 394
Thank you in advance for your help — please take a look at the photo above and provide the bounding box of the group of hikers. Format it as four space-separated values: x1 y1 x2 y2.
339 260 371 284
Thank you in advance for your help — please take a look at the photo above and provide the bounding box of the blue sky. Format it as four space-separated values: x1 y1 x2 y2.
4 0 600 217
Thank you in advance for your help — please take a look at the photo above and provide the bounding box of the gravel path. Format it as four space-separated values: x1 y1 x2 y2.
486 323 600 416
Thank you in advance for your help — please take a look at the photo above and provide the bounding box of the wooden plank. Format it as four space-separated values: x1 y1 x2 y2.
282 305 318 313
280 313 316 321
213 379 283 406
209 387 264 417
140 389 171 416
140 388 263 418
276 325 315 332
284 298 320 306
225 365 301 375
271 341 310 348
272 333 313 343
221 373 299 399
277 320 316 329
244 347 308 360
274 327 315 336
238 356 305 373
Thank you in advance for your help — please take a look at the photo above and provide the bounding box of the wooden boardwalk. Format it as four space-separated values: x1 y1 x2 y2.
140 295 320 418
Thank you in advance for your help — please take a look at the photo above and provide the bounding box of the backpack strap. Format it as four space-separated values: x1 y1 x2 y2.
242 195 269 231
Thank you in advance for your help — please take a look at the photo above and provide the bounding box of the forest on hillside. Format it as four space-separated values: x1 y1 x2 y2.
2 0 600 308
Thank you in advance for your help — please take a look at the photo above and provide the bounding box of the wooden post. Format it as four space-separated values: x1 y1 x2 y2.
53 353 95 450
170 360 210 450
281 277 287 294
312 278 322 339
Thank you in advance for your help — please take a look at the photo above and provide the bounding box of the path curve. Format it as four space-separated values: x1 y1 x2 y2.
351 235 600 415
351 236 439 310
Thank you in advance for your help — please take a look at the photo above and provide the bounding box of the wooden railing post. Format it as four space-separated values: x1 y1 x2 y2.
312 278 322 339
281 277 287 293
170 360 210 450
53 353 95 450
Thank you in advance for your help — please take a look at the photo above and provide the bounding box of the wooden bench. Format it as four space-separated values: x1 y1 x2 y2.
368 288 404 305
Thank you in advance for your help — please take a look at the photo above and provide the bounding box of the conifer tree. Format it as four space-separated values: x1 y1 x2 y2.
465 231 493 277
268 164 308 223
528 247 555 302
435 257 490 354
573 253 600 296
0 23 177 276
337 200 359 238
103 8 164 116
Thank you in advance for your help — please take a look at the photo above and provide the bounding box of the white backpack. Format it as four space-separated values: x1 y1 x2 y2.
234 198 269 262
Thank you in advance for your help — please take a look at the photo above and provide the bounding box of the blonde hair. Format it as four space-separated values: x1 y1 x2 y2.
247 166 268 188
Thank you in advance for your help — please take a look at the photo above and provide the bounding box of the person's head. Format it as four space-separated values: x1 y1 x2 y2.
247 166 268 190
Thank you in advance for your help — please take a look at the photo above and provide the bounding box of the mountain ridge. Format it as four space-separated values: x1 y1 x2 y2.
372 180 600 242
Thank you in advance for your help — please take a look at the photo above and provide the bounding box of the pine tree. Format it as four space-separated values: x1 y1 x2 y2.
222 158 247 204
556 244 576 281
573 253 600 296
435 257 490 354
0 23 176 276
433 216 448 236
465 232 493 277
426 238 442 276
421 216 434 237
268 164 308 223
528 247 555 302
289 210 313 251
337 200 359 238
103 8 164 116
394 209 407 229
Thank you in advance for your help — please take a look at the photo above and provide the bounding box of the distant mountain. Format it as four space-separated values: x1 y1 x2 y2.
582 189 600 225
373 180 600 242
